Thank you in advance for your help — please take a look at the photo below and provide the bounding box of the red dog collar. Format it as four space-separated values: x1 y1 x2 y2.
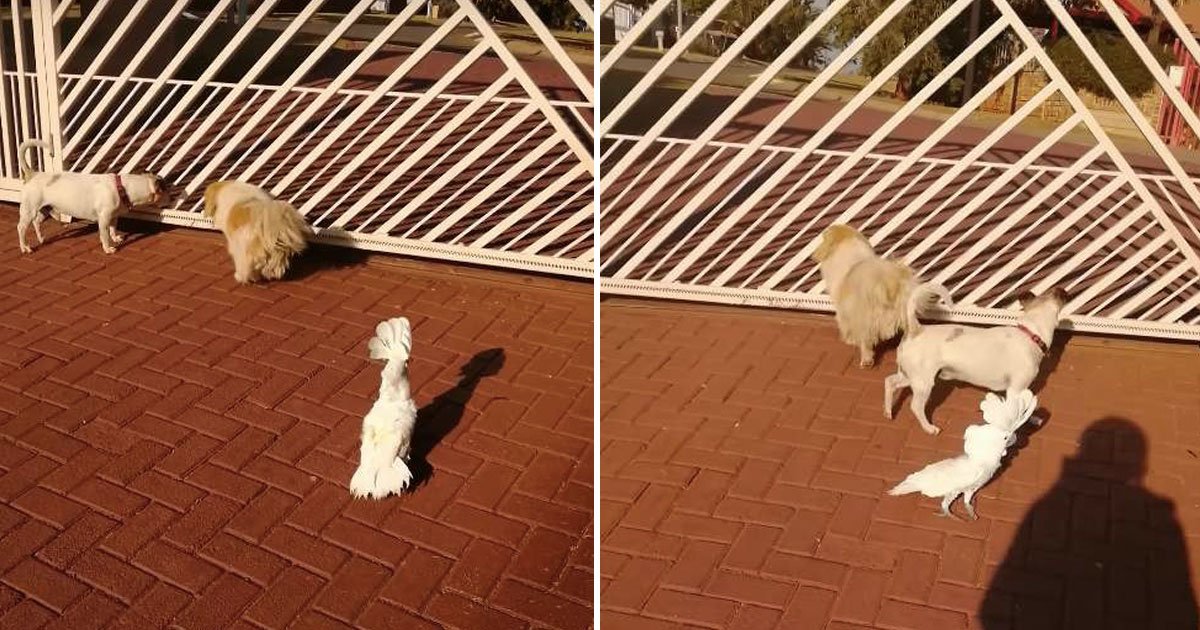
1015 324 1048 355
114 175 132 207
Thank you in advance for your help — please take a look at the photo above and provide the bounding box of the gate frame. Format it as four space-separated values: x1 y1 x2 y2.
598 0 1200 341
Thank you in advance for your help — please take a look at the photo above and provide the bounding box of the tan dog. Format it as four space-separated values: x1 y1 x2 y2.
812 224 951 367
203 181 309 283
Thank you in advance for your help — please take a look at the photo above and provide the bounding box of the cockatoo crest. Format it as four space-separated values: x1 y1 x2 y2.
368 317 411 363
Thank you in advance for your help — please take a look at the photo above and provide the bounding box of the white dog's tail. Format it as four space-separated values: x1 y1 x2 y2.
253 200 309 280
904 281 952 336
18 139 53 181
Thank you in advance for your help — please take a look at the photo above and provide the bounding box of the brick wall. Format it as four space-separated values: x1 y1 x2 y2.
981 62 1165 134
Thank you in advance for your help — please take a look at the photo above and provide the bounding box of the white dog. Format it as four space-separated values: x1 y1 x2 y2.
884 289 1067 435
16 139 166 254
350 317 418 499
889 390 1038 520
202 181 309 283
811 224 951 367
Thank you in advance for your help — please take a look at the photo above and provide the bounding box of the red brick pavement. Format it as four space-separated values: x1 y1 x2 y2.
0 210 592 629
600 298 1200 629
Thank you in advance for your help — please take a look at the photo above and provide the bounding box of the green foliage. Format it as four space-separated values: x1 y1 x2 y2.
687 0 828 68
832 0 1039 101
473 0 578 28
1047 28 1174 99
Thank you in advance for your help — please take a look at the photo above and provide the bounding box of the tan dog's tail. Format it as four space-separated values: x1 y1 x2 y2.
252 200 309 281
19 139 53 181
904 282 952 336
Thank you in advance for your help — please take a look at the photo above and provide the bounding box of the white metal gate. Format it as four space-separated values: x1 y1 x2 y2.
599 0 1200 340
7 0 593 277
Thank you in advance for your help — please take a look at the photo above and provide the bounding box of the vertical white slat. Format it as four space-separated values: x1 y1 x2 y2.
1108 261 1190 319
455 150 574 244
469 163 590 247
0 7 14 178
743 56 1044 290
59 0 158 112
175 0 379 193
420 132 563 241
293 42 495 221
109 0 280 171
457 0 592 169
507 0 591 95
994 0 1200 285
55 0 115 70
65 0 236 160
12 0 35 149
30 0 63 172
403 119 551 238
374 103 539 233
329 73 520 231
999 190 1138 301
263 11 470 195
615 0 976 281
312 99 497 222
956 175 1125 302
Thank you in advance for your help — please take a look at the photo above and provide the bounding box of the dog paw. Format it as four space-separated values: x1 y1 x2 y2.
102 246 117 254
18 245 32 254
858 358 875 368
922 424 941 436
111 233 125 243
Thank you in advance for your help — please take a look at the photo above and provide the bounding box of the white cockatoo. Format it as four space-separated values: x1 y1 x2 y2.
349 317 418 499
888 390 1038 520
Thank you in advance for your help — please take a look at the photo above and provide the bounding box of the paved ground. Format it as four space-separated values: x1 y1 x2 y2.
600 297 1200 629
0 210 593 629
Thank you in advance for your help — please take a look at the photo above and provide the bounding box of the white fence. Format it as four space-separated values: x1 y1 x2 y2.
598 0 1200 340
1 0 593 278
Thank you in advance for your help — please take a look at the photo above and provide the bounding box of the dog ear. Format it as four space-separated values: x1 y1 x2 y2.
1014 290 1036 308
811 232 832 262
1051 287 1071 304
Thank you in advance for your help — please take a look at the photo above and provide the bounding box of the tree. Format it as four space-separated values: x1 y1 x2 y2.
620 0 829 68
474 0 580 29
685 0 829 68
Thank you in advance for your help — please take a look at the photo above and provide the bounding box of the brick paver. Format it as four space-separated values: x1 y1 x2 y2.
600 298 1200 629
0 210 592 629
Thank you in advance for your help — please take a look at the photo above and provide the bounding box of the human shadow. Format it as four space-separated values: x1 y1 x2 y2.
406 348 506 487
980 418 1198 629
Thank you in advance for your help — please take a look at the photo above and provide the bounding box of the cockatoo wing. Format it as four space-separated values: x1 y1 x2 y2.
962 423 1010 460
980 392 1011 428
1008 390 1038 431
888 456 977 498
